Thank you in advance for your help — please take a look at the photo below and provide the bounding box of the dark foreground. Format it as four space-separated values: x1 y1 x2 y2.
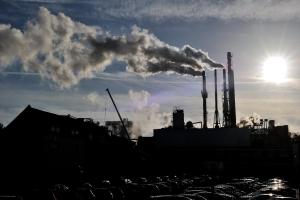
0 175 299 200
1 106 299 199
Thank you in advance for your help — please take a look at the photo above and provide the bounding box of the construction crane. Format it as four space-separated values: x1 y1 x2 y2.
106 88 131 140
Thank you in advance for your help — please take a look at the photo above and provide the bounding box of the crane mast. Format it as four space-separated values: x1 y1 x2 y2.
106 88 131 140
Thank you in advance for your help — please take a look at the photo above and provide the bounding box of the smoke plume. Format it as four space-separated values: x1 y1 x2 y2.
85 92 104 107
0 7 223 88
237 113 262 128
84 90 171 138
129 90 171 138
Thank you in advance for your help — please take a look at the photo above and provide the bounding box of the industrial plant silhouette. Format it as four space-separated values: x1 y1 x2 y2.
0 52 299 199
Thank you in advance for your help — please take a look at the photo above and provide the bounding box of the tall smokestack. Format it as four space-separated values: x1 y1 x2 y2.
222 68 230 127
202 71 208 129
214 69 220 128
227 52 236 127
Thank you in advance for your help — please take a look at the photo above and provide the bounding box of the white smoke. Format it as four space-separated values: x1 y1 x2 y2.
0 7 100 87
129 90 171 138
85 92 103 106
0 7 223 88
128 90 150 110
237 112 262 128
84 90 171 138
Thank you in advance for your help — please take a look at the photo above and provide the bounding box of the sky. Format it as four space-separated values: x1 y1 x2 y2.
1 0 300 136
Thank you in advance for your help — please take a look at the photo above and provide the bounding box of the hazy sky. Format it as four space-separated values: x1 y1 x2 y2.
1 0 300 135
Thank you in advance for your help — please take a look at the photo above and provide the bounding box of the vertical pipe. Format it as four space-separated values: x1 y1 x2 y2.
222 68 229 127
214 69 220 128
227 52 236 127
202 71 208 129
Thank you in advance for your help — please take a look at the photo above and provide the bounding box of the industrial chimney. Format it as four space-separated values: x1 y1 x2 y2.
222 68 230 127
214 69 220 128
227 52 236 127
202 71 208 129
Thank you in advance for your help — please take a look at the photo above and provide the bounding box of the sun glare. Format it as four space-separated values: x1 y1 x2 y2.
262 56 287 83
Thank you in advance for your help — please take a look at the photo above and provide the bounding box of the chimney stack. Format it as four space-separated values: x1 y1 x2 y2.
214 69 220 128
227 52 236 127
222 68 230 127
202 71 208 129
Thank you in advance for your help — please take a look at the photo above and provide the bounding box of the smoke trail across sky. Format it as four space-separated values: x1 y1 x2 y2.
0 7 223 88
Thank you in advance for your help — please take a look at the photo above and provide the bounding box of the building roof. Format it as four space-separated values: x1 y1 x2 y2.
4 105 107 137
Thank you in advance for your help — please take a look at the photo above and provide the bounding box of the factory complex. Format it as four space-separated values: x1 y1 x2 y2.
0 52 299 191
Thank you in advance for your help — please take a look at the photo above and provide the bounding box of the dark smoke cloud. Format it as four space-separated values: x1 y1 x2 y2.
0 7 223 88
183 45 224 69
148 61 203 76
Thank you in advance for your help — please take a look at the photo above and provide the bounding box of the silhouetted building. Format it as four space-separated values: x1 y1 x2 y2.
105 118 133 136
172 109 184 129
1 105 138 187
137 52 296 176
293 136 300 178
138 108 295 176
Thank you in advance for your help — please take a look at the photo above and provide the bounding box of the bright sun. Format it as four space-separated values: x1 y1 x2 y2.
262 56 287 83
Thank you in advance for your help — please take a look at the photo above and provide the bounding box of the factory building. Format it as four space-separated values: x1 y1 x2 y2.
138 52 295 176
0 51 298 184
141 108 294 175
155 106 251 147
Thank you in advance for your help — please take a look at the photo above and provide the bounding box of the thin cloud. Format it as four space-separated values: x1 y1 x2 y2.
0 71 39 76
8 0 300 21
90 0 300 21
